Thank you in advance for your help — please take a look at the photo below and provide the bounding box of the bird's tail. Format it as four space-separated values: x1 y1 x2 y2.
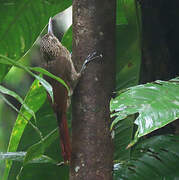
56 111 71 163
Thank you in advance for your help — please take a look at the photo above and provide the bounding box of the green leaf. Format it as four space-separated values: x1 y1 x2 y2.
30 66 70 94
114 0 141 162
116 0 141 90
24 128 58 165
0 152 26 162
0 55 54 102
113 116 134 161
0 152 57 164
116 0 128 25
0 85 35 120
114 135 179 179
16 161 69 180
0 0 72 82
32 73 54 103
0 93 38 133
3 79 46 180
111 78 179 145
0 93 22 115
7 100 67 180
170 77 179 81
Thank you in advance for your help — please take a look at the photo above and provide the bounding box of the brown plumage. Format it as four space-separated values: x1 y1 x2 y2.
40 18 80 163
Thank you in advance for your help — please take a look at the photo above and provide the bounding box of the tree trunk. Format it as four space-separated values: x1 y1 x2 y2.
70 0 116 180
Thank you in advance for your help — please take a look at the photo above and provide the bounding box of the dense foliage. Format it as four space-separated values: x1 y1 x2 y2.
0 0 178 179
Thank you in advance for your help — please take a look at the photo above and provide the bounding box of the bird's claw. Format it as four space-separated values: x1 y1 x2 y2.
80 52 103 74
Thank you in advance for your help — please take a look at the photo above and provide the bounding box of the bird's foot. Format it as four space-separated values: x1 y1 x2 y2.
80 52 103 74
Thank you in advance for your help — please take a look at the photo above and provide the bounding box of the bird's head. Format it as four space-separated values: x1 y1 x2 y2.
40 17 62 62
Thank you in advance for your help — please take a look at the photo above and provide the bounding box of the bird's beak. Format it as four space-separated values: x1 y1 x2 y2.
48 17 53 34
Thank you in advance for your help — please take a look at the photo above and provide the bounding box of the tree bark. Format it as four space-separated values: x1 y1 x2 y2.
70 0 116 180
139 0 172 83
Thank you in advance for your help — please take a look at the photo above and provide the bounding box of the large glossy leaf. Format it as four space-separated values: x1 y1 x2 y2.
111 78 179 146
0 0 72 82
114 135 179 180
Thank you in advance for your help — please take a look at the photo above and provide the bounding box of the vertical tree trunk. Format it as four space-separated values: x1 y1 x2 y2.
139 0 172 83
70 0 116 180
